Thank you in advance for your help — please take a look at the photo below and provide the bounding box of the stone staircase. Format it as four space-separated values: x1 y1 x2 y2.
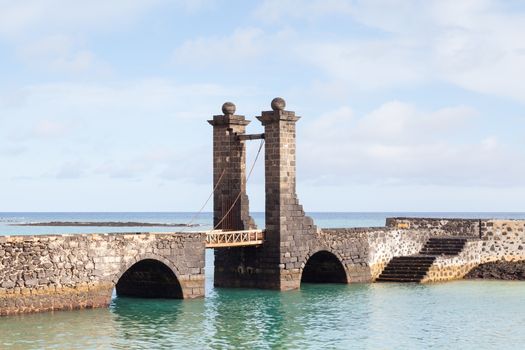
376 237 468 282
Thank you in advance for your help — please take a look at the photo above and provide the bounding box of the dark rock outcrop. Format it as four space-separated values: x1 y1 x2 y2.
465 261 525 280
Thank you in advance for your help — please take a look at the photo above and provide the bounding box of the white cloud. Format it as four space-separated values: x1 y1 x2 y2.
0 0 214 74
353 101 476 144
254 0 352 22
295 39 427 90
0 79 253 184
253 0 525 102
0 0 154 75
0 0 163 39
0 145 26 156
55 160 87 179
300 101 525 187
16 35 109 74
173 27 273 68
31 120 71 138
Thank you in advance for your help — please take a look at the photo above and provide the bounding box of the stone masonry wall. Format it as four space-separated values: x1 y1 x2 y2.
320 227 434 280
386 218 480 237
365 228 430 279
0 232 205 316
422 240 482 283
324 219 525 284
297 229 371 284
480 220 525 263
380 218 525 282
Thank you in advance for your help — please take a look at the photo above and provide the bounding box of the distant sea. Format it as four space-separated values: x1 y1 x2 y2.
1 212 525 349
2 211 525 236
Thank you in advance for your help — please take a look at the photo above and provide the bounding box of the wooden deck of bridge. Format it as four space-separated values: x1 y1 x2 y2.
205 230 264 248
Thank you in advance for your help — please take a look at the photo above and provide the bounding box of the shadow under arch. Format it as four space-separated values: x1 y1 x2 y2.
301 250 348 284
114 258 183 299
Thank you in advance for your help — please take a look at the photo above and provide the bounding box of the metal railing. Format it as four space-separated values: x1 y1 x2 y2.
205 230 264 248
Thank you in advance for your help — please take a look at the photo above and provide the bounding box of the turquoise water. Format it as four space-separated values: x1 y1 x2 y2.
1 212 525 349
1 281 524 349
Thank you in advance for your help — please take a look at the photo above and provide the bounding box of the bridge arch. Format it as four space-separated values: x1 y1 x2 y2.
300 250 348 284
113 253 184 299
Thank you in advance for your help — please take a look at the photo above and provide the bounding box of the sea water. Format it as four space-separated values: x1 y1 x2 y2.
1 212 524 349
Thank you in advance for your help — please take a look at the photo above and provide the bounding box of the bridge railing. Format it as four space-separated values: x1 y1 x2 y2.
205 230 264 248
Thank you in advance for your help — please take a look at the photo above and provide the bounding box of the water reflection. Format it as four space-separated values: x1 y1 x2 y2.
0 307 115 349
110 297 181 348
1 281 525 349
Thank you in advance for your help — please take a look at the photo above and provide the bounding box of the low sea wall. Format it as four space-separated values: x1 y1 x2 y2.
322 218 525 284
0 232 206 316
385 217 480 237
320 227 431 281
480 220 525 262
383 218 525 282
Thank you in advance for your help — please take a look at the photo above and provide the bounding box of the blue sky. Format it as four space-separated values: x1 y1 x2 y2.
1 0 525 212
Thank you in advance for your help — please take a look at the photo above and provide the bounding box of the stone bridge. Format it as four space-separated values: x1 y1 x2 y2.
2 98 525 316
0 232 205 315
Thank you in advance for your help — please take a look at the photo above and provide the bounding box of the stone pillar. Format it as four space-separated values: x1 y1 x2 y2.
208 102 255 231
209 102 258 289
257 98 316 290
210 98 316 291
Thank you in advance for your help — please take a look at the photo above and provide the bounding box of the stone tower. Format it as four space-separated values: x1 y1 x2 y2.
257 98 317 290
210 98 317 290
209 102 257 288
208 102 255 231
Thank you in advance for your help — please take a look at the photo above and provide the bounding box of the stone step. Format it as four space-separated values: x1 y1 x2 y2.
384 261 431 266
376 237 470 284
381 269 429 274
385 261 433 265
419 253 461 257
427 238 467 241
426 238 466 242
391 256 436 261
425 244 465 247
422 250 464 253
379 271 427 276
423 243 465 247
380 274 427 280
424 241 465 244
384 262 434 267
422 243 464 246
376 277 422 282
383 266 432 271
423 243 465 248
420 237 466 257
419 249 463 253
388 259 433 262
420 249 462 253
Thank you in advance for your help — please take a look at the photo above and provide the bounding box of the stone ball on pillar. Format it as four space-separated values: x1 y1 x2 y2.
222 102 236 115
271 97 286 111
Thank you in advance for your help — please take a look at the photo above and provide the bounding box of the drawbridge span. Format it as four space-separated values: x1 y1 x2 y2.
205 230 265 248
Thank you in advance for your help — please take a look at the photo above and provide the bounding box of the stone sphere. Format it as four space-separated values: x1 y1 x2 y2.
271 97 286 111
222 102 236 115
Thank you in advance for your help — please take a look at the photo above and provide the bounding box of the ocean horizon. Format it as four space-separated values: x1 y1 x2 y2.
2 211 525 236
